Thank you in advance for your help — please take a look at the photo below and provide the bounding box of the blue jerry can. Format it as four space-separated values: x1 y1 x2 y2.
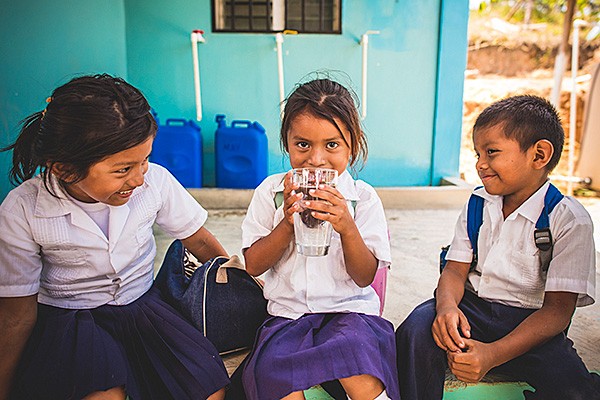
151 118 202 188
215 114 268 189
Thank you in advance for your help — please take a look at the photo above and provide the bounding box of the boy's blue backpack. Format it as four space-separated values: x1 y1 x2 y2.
440 183 564 274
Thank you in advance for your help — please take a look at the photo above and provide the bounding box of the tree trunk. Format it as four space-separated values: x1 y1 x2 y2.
524 0 533 25
550 0 576 107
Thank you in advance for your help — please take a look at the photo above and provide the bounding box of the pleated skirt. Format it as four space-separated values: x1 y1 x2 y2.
242 312 400 400
11 286 230 400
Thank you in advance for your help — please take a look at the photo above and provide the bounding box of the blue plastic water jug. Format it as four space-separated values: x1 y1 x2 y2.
151 118 202 188
215 114 268 189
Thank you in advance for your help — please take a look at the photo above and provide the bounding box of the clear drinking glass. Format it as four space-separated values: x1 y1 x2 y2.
291 168 339 256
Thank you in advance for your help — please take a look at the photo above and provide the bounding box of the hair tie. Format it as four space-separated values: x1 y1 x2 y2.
41 97 52 119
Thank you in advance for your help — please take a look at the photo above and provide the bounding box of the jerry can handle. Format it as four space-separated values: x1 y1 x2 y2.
232 120 252 128
165 119 187 126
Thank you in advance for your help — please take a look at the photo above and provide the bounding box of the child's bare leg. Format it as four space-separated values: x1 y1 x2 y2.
207 387 226 400
82 386 126 400
339 374 385 399
281 390 306 400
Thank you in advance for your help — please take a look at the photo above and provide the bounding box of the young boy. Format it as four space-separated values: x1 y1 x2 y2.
396 95 600 400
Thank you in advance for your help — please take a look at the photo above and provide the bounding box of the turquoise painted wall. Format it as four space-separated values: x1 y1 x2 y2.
0 0 128 200
124 0 467 187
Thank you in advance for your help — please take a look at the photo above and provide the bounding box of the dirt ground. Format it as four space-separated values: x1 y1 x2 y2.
459 16 600 192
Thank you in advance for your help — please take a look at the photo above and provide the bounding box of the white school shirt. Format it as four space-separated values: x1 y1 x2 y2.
242 170 392 320
446 182 596 309
70 196 110 238
0 163 207 309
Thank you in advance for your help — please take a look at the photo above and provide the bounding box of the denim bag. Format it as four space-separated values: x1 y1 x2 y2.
155 240 268 354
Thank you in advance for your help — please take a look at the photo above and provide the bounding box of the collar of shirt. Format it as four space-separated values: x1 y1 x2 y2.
272 169 360 202
33 173 149 217
32 174 135 245
473 180 550 223
33 174 74 218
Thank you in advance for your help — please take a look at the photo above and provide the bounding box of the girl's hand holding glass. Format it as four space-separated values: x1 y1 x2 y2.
303 184 354 236
282 171 302 226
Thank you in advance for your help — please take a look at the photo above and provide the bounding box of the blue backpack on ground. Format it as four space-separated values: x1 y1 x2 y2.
440 183 564 274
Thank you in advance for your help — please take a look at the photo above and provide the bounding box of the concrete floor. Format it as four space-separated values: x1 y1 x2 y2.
153 192 600 373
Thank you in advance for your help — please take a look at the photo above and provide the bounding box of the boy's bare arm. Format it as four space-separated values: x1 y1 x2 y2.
447 291 577 383
181 227 229 263
432 261 472 352
0 295 37 400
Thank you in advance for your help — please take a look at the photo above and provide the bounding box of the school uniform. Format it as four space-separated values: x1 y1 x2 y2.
241 171 400 400
0 163 229 399
396 182 600 400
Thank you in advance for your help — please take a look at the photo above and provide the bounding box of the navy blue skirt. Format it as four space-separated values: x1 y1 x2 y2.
242 313 400 400
11 286 230 400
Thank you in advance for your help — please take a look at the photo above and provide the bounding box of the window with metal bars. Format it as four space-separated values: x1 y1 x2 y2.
212 0 341 34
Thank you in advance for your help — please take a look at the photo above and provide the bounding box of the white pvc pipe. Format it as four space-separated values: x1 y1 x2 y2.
276 33 285 117
361 34 369 120
191 30 206 122
549 174 591 184
550 52 566 107
568 20 587 195
360 31 379 120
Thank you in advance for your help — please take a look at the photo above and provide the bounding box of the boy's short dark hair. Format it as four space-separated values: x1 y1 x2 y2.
473 95 565 171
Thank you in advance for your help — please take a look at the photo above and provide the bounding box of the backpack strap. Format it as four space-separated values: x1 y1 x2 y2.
534 183 564 272
273 175 286 209
466 189 485 270
439 187 483 273
274 191 284 209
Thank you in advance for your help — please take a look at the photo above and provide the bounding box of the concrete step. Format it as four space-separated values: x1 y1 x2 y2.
188 177 474 210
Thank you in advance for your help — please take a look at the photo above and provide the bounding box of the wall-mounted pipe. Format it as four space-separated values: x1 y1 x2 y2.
191 29 206 121
360 30 380 120
275 32 285 116
274 30 297 118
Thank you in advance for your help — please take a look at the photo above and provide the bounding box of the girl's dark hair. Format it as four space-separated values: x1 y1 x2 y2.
473 94 564 171
280 78 367 170
2 73 157 194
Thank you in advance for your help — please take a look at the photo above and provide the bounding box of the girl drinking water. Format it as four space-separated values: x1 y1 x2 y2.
0 74 230 400
240 77 400 400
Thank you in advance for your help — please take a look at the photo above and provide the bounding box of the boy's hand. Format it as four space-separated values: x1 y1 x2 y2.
432 304 471 352
446 338 496 383
302 184 354 236
282 171 302 226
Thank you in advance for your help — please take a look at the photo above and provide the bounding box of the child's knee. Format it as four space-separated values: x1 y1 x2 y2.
396 307 435 343
339 374 385 399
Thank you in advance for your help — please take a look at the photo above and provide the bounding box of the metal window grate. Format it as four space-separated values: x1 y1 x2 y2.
222 0 272 31
212 0 340 33
285 0 339 33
